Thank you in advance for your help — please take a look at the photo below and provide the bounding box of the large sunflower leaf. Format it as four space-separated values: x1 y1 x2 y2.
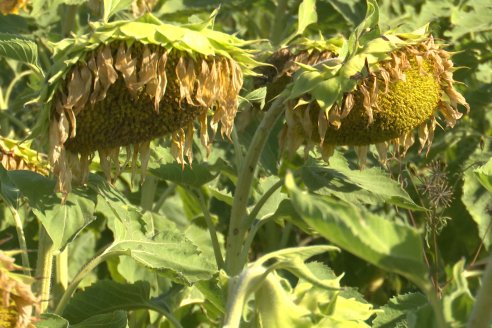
62 280 174 324
285 173 431 291
95 182 216 284
0 167 97 251
301 153 423 210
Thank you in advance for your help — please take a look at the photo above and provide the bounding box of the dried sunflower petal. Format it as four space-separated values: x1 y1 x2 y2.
37 15 261 195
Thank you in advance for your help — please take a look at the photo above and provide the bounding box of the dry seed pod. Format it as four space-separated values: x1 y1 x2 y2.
280 26 468 167
0 250 39 328
0 137 48 175
36 14 260 197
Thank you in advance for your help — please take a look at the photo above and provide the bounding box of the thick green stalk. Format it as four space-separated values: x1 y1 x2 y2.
56 249 69 291
225 96 286 276
467 250 492 328
35 226 54 313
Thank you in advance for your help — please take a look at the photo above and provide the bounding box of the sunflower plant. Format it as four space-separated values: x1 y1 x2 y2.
0 0 491 327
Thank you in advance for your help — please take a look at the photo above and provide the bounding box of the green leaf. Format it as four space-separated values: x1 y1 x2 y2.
442 260 474 325
285 173 431 291
71 311 128 328
103 0 132 22
63 280 156 323
445 0 492 40
287 70 323 100
327 0 366 26
255 274 312 328
253 246 341 292
474 158 492 193
463 165 492 250
36 313 69 328
149 145 217 187
372 293 428 327
311 78 342 113
0 33 38 64
301 153 424 210
0 168 97 251
297 0 318 35
95 185 216 284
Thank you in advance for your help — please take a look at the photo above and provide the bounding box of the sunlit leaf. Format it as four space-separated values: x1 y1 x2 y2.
0 33 42 75
0 167 97 251
285 173 431 291
301 153 424 210
372 293 428 327
297 0 318 35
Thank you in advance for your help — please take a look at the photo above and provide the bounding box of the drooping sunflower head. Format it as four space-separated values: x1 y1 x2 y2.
0 250 39 328
37 14 260 196
279 4 468 166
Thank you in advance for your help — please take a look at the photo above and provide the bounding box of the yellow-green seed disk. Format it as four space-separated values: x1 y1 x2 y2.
322 61 440 145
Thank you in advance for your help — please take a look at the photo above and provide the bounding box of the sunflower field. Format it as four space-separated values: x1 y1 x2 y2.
0 0 491 327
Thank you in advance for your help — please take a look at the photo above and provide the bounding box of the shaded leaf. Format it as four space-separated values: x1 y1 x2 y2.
71 310 128 328
63 280 152 323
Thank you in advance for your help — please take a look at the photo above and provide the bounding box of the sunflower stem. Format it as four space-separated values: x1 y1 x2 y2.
225 96 286 276
467 248 492 328
35 225 54 314
424 285 447 328
56 248 69 291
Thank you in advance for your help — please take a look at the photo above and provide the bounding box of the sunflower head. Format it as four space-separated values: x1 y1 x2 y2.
36 13 260 196
0 137 48 175
0 250 39 328
279 2 468 166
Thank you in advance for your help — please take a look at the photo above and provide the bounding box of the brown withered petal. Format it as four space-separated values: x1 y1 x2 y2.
49 41 244 195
